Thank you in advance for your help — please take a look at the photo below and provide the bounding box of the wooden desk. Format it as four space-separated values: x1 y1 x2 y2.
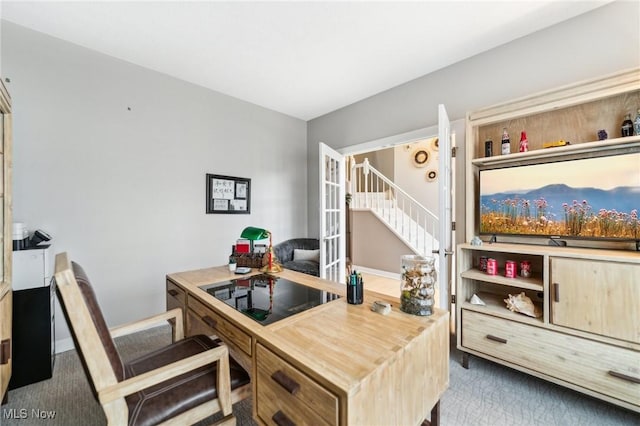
166 266 449 426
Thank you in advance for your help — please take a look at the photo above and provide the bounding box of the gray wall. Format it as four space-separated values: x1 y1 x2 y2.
307 1 640 238
1 21 308 350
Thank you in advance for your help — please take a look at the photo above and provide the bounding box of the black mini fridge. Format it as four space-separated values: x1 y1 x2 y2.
9 282 56 389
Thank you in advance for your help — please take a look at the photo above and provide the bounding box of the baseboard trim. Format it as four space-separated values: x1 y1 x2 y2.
55 337 75 354
351 265 400 280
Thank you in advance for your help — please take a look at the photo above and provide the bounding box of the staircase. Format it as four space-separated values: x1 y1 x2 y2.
349 159 439 257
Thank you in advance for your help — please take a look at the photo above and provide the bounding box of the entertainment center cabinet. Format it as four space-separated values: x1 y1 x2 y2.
458 68 640 412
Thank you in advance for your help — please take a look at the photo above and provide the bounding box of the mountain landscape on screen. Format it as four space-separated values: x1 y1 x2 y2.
479 153 640 240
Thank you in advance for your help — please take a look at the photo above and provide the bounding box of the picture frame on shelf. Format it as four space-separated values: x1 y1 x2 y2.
206 173 251 214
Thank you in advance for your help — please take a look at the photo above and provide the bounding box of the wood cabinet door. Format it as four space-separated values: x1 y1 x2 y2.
0 289 12 400
550 257 640 344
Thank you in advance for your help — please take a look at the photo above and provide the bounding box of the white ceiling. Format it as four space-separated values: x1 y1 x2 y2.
1 1 611 120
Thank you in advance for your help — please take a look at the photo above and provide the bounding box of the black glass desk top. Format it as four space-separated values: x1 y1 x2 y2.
199 273 339 326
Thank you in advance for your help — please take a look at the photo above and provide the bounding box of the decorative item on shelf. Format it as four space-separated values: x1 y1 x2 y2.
518 131 528 152
520 260 532 278
542 139 571 148
486 258 498 275
501 127 511 155
426 169 437 182
504 292 542 318
484 139 493 157
634 108 640 136
504 260 517 278
240 226 282 273
621 113 634 137
469 294 486 306
479 256 488 272
470 236 483 246
597 129 608 141
400 255 436 316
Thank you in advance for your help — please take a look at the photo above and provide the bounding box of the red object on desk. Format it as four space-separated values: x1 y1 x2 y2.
236 240 250 253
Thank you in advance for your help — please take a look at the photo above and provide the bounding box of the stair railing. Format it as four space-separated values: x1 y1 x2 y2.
350 158 439 256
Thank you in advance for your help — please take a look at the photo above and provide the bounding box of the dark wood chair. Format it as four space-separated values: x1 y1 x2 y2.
53 252 251 426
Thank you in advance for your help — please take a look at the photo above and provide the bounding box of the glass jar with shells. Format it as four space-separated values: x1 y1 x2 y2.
400 255 437 316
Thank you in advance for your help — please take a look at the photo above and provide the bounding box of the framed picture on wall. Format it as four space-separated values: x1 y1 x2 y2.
206 174 251 214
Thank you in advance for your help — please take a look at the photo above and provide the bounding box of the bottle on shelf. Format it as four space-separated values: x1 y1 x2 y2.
621 113 634 137
519 131 529 152
634 109 640 136
501 128 510 155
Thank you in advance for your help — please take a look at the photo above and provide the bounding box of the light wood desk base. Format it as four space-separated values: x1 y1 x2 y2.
167 266 449 425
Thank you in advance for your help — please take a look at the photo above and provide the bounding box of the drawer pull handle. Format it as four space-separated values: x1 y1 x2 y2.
0 339 10 364
608 370 640 384
486 335 507 344
272 410 296 426
271 370 300 395
202 315 217 328
553 283 560 302
168 289 179 297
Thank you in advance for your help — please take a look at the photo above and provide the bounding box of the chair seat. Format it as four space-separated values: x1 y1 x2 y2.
125 334 250 426
282 259 320 276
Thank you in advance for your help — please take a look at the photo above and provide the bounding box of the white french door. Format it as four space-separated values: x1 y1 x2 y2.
319 143 346 284
437 104 454 312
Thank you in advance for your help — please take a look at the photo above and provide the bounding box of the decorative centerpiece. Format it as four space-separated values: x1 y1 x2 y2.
400 255 437 316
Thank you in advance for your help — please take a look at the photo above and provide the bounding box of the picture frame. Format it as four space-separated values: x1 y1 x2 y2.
206 174 251 214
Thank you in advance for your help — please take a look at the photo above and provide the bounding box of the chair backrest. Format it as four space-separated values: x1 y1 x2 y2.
274 238 320 262
54 253 124 399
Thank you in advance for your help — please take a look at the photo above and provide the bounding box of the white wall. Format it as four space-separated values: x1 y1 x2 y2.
393 138 439 214
307 1 640 238
1 22 308 349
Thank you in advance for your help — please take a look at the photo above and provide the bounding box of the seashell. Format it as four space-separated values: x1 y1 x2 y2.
504 292 542 318
469 293 486 306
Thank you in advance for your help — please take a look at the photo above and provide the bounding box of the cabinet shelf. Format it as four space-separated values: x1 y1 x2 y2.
471 136 640 167
460 268 543 292
460 292 543 326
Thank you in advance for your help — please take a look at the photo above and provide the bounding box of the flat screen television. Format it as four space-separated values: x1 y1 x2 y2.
479 151 640 243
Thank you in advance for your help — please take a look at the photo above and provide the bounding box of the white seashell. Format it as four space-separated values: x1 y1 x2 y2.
469 294 486 306
503 292 542 318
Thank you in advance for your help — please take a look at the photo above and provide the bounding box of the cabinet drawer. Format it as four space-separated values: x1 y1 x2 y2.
462 310 640 406
188 296 251 356
256 343 338 426
166 280 185 311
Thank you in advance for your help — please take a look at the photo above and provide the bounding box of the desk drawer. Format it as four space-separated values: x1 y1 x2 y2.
166 280 185 311
188 296 251 356
462 310 640 406
256 343 338 426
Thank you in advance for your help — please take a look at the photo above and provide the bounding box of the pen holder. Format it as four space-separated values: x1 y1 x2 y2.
347 278 363 305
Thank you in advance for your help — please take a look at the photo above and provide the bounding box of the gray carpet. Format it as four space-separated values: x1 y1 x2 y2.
2 326 637 425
